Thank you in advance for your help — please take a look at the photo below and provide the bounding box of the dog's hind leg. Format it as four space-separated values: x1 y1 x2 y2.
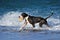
44 23 52 29
44 22 50 27
39 23 43 27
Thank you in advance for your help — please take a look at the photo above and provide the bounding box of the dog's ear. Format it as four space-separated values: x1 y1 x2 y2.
21 13 28 18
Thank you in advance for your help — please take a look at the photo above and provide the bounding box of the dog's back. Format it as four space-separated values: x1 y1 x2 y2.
28 16 45 23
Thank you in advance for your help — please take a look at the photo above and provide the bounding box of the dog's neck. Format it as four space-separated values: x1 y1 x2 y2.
25 16 29 20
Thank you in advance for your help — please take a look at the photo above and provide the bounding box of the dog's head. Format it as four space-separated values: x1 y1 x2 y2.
18 13 28 22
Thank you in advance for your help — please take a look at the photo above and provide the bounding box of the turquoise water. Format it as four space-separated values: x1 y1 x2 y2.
0 0 60 16
0 0 60 40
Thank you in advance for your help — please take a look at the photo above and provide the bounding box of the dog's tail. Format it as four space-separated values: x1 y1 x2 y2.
45 12 53 20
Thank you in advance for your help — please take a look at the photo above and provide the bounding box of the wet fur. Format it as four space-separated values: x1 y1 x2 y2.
19 13 53 28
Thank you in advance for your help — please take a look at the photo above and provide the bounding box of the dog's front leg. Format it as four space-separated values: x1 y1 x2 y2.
19 21 27 31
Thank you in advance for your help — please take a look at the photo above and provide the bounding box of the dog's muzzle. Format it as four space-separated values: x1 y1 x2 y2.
18 16 23 22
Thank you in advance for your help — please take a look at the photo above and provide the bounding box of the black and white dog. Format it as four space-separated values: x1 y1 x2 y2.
19 12 53 30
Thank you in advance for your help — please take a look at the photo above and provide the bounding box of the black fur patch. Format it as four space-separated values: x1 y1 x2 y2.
21 13 28 18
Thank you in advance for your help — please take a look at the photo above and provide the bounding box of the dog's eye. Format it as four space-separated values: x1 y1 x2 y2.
19 16 20 18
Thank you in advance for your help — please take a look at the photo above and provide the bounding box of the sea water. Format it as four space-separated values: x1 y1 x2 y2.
0 0 60 40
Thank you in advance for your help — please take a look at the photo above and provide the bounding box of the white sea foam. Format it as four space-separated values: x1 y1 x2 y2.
0 11 60 31
0 11 22 26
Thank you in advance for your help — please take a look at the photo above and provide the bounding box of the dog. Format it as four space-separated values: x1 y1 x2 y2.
18 12 53 30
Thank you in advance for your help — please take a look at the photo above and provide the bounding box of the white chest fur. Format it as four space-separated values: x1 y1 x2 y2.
25 16 29 23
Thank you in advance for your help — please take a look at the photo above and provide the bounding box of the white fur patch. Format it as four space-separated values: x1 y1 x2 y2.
25 16 29 23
